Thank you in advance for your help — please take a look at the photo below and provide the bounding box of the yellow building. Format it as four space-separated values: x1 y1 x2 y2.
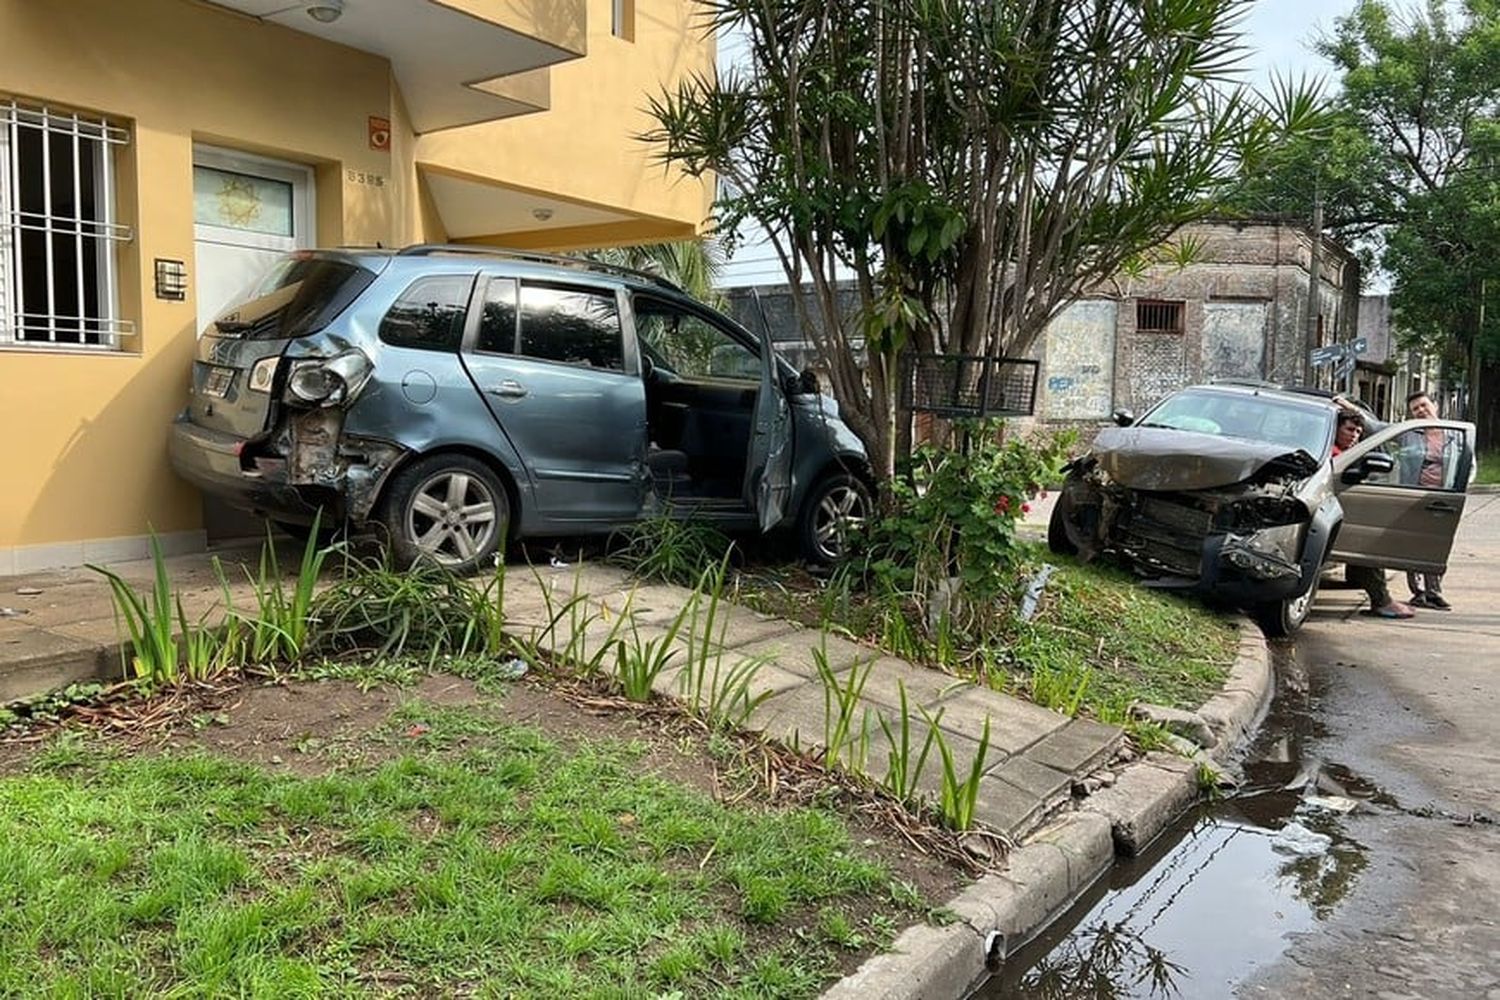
0 0 713 574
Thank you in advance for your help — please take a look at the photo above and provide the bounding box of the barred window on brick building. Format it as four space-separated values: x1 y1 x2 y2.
1136 299 1184 334
0 97 133 348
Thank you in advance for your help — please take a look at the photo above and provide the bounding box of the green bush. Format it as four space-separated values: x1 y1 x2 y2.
860 420 1072 605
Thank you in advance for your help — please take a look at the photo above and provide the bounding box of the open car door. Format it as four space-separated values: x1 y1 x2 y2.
1331 418 1476 573
744 329 792 532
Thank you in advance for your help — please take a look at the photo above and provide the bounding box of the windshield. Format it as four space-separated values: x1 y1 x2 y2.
1137 388 1334 458
210 253 376 341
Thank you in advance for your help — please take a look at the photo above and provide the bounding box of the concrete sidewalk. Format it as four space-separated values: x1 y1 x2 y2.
0 549 1121 843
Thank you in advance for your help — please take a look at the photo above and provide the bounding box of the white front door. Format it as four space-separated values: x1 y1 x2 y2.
192 145 313 335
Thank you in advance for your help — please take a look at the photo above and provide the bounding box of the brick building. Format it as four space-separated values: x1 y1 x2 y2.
1036 219 1359 423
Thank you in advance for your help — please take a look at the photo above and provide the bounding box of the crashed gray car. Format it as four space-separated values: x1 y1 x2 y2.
1049 383 1476 636
169 246 873 574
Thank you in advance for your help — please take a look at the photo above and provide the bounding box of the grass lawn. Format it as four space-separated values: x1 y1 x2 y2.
0 676 957 998
736 543 1238 723
1478 451 1499 485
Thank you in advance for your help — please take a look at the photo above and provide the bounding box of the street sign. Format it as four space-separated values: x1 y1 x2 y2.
1352 337 1368 354
1310 345 1343 366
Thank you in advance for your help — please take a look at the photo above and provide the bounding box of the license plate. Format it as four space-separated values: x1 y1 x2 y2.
203 366 235 398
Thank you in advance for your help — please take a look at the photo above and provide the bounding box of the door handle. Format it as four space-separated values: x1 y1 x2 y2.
487 380 528 399
1425 499 1461 515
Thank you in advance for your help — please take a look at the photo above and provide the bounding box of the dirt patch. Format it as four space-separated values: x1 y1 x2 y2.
184 674 481 775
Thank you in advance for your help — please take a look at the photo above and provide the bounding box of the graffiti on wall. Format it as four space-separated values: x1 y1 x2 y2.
1042 300 1118 419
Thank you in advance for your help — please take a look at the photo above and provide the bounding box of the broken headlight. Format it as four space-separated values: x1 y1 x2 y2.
285 349 374 408
1225 496 1306 531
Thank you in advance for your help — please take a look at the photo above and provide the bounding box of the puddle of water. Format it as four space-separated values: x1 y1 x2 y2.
972 645 1374 999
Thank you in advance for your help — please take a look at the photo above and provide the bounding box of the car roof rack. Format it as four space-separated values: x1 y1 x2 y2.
396 244 683 293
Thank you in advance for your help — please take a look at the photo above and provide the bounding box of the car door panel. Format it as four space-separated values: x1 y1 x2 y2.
1331 419 1474 573
461 278 647 522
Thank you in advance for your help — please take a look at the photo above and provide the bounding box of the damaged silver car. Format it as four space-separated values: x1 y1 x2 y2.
169 247 873 574
1048 383 1476 636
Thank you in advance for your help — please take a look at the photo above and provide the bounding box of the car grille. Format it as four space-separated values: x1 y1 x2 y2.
1116 496 1213 577
1137 497 1213 536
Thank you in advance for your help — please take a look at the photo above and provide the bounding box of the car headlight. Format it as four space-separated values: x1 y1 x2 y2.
284 349 374 407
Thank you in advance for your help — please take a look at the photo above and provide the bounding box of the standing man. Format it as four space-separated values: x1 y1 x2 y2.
1405 390 1452 610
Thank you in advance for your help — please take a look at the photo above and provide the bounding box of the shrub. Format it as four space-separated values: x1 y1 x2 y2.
860 420 1072 607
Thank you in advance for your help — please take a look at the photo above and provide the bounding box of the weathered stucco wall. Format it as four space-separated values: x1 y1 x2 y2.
1041 300 1118 419
1038 220 1358 422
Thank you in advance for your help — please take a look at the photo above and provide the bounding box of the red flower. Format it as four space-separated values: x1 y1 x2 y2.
1022 503 1032 514
994 495 1012 514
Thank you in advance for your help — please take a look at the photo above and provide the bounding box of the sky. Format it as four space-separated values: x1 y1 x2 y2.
716 0 1362 287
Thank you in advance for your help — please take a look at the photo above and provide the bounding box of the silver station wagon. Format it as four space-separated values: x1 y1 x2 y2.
169 246 873 573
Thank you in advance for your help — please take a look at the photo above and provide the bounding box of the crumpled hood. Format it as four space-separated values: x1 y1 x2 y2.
1090 426 1321 491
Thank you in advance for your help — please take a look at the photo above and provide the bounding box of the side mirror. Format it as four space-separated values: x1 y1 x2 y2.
798 367 820 395
1112 409 1135 427
1341 451 1395 485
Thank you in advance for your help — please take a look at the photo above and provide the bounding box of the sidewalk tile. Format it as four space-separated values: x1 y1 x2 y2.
857 658 970 712
929 687 1069 755
972 774 1047 838
731 631 868 678
1020 718 1123 776
985 755 1073 805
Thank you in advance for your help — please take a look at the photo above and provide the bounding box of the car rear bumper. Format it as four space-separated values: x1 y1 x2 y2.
168 415 328 522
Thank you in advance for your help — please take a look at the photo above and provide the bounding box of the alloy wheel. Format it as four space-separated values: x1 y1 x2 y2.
405 470 500 567
812 482 868 562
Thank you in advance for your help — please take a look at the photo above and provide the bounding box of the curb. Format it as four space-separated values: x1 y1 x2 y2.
820 619 1273 999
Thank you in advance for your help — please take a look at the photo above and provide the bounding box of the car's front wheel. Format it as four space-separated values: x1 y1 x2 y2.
798 472 871 565
1251 574 1319 638
1047 486 1078 556
377 453 510 575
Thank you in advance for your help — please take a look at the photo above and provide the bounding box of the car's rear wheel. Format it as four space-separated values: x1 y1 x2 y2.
798 472 871 565
378 454 509 576
1252 574 1319 638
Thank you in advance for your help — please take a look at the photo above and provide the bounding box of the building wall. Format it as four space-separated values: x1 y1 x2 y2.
419 0 715 249
0 0 711 571
1039 220 1358 423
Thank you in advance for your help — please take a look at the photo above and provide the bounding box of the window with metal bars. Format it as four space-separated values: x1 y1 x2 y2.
0 98 133 349
1136 299 1184 334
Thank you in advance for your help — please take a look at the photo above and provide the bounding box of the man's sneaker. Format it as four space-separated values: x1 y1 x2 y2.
1424 593 1452 611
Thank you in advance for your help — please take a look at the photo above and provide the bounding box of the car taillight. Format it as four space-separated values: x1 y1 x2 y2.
248 356 279 393
284 349 374 407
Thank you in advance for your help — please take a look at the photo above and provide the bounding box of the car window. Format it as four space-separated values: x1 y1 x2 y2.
476 278 518 354
1139 389 1332 456
213 254 377 340
519 284 624 371
634 297 758 381
1363 428 1467 491
378 275 473 352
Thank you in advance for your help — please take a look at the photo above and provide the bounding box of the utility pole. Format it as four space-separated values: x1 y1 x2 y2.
1304 181 1324 387
1472 277 1485 423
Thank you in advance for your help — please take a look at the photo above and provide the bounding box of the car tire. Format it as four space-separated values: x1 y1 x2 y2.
376 453 510 576
798 472 871 566
1047 486 1078 556
1252 573 1320 639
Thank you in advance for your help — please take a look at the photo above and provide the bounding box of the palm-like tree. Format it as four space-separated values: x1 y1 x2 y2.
579 239 724 306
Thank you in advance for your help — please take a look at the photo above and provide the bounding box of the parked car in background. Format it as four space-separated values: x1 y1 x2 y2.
170 246 873 574
1049 382 1476 636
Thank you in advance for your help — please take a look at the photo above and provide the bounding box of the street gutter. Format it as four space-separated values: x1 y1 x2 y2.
821 622 1273 1000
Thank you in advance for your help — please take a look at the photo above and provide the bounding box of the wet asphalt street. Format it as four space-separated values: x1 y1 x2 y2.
1234 490 1500 998
998 492 1500 999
